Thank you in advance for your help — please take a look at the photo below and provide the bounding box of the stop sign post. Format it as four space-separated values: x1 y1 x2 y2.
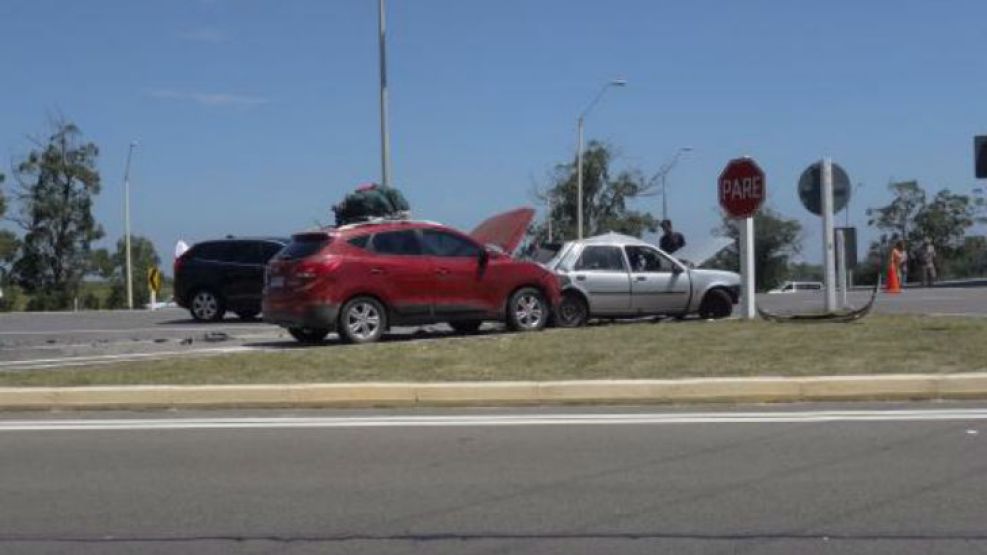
719 158 766 320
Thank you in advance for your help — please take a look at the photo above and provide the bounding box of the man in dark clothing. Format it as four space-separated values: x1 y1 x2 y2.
659 219 686 254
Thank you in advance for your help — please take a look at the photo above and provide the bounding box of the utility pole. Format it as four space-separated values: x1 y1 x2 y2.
575 79 626 239
378 0 392 188
122 141 137 310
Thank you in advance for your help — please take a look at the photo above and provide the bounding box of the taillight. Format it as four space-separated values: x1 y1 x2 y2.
289 255 340 285
173 254 188 276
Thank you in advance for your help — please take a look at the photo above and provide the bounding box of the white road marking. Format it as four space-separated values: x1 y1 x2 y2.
0 326 275 336
2 409 987 431
0 347 261 371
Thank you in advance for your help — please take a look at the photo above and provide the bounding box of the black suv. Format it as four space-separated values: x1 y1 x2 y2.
174 237 288 321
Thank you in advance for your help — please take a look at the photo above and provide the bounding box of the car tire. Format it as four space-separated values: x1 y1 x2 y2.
288 327 329 344
699 289 733 319
338 296 387 344
556 293 588 328
189 289 225 322
506 287 548 332
449 320 482 334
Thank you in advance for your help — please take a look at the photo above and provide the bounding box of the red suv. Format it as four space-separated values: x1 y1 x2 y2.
263 208 561 344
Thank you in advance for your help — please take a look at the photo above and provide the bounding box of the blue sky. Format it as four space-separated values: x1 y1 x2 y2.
2 0 986 270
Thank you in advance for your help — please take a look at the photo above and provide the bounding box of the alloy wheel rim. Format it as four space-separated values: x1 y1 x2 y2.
192 293 217 319
347 302 381 340
515 294 544 329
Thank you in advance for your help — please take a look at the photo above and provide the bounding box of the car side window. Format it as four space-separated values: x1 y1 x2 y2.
192 242 231 262
370 230 422 256
348 235 370 250
625 246 673 273
574 246 626 272
229 243 260 265
259 242 285 262
421 229 481 257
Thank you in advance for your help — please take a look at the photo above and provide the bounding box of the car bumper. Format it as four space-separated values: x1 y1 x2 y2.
262 300 340 331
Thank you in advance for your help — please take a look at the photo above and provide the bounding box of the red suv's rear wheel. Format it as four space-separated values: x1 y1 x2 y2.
339 297 387 344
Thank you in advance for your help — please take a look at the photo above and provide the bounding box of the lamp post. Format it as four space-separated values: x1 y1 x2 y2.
378 0 392 188
655 146 693 222
122 141 138 310
576 79 626 239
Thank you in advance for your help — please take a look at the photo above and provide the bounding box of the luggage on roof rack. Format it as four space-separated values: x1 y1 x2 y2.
332 183 410 226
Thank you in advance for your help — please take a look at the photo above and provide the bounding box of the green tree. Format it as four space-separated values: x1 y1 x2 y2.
912 189 984 249
0 172 23 311
866 180 925 243
10 121 104 310
530 142 658 243
710 207 803 291
105 236 161 309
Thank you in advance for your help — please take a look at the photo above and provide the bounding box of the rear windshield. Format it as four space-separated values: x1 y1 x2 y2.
278 234 331 260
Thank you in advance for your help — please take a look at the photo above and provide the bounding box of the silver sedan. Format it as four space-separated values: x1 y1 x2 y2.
541 233 741 326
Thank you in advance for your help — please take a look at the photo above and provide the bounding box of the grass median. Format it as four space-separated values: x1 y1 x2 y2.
2 314 986 387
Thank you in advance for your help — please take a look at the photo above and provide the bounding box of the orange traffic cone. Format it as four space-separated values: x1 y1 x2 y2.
885 261 901 294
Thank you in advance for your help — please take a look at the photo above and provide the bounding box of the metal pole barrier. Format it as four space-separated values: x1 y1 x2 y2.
821 158 837 311
739 216 756 320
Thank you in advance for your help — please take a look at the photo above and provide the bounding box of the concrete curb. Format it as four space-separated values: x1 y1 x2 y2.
3 372 987 410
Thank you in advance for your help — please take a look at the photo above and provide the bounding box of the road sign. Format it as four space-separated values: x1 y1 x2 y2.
148 267 163 294
798 162 850 215
976 136 987 179
718 158 766 219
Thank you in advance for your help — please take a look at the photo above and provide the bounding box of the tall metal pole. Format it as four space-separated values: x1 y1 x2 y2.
655 147 692 222
123 141 137 310
547 194 553 243
576 117 584 240
822 158 837 312
574 79 625 240
378 0 392 188
661 173 667 222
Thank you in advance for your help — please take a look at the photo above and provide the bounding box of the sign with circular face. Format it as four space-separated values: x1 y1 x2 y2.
718 157 766 219
798 162 850 216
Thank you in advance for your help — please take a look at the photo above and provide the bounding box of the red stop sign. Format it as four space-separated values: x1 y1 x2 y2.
718 158 766 219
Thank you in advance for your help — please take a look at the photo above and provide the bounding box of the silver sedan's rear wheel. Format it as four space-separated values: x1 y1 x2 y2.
339 297 386 344
507 287 548 332
190 290 225 322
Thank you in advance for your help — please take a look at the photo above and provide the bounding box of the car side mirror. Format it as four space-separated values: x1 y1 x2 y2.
479 248 490 267
672 265 684 275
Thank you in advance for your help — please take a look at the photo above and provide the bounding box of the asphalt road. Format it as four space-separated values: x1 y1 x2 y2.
1 286 985 370
1 403 986 554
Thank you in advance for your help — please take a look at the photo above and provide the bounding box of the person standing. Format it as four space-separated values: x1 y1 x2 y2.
659 219 686 254
889 240 905 288
919 238 937 287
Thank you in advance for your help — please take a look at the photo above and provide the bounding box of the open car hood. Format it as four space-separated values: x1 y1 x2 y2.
469 207 535 255
673 236 734 268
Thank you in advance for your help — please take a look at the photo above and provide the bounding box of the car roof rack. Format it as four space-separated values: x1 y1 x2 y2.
335 216 443 231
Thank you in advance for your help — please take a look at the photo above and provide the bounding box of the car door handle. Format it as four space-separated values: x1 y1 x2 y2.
575 275 586 281
435 268 450 276
370 268 384 275
636 276 647 281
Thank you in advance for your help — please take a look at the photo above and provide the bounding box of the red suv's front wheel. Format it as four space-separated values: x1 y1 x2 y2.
507 287 548 332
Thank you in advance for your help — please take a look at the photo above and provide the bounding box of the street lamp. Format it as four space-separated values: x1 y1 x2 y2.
378 0 392 188
122 141 138 310
654 146 693 222
576 79 626 239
